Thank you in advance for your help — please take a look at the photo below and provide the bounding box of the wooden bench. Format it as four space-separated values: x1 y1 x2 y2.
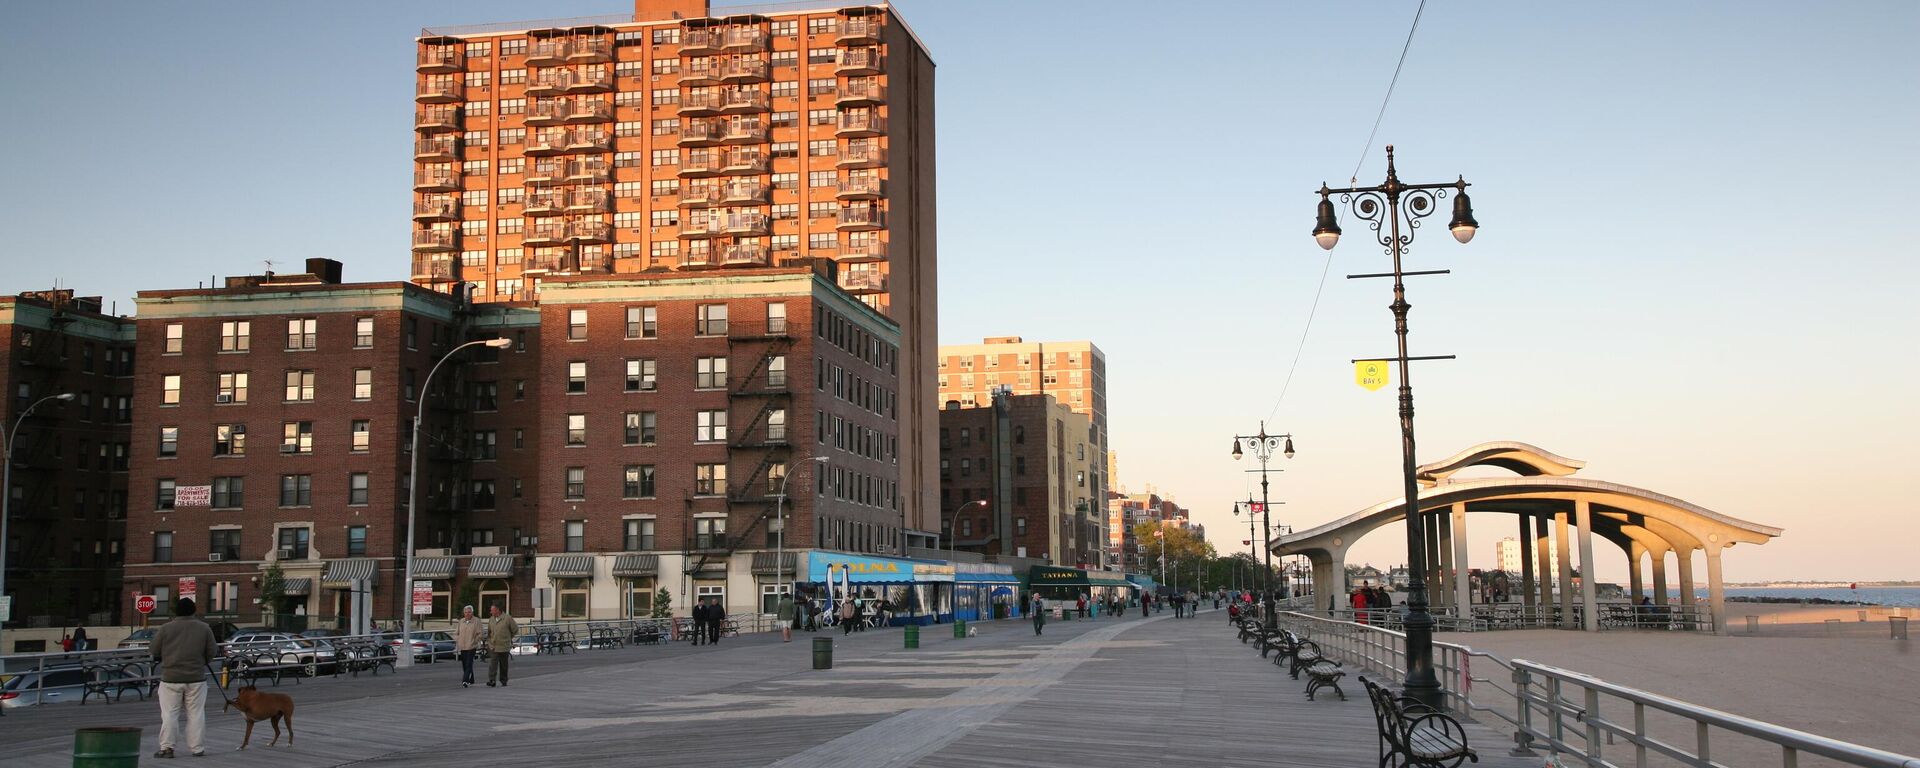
336 642 396 677
1267 630 1306 670
1361 676 1478 768
1283 639 1345 700
81 662 158 705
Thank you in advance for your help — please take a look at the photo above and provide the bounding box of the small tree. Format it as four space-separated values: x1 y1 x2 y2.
259 562 287 626
650 587 673 618
456 580 480 616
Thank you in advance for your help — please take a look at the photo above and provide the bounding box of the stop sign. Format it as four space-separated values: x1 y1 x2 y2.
135 595 157 615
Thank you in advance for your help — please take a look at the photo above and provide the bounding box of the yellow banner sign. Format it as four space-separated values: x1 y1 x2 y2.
1356 360 1389 391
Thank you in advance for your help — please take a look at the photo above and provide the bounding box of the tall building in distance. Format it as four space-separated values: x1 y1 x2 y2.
939 391 1100 568
937 337 1109 565
1496 536 1558 576
410 0 939 539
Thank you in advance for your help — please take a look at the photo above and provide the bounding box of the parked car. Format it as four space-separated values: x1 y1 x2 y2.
0 665 140 708
299 628 346 640
118 619 243 649
117 628 158 650
509 633 542 656
386 631 457 662
225 631 341 674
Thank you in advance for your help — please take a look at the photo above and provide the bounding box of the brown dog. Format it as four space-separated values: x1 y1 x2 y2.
223 685 295 749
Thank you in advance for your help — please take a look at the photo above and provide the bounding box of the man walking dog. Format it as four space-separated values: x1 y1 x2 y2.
150 597 219 758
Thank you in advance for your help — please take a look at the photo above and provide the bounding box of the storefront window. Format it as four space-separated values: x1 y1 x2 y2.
558 577 589 619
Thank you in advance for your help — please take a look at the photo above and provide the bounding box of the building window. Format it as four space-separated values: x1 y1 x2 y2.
694 517 726 549
625 306 657 339
624 519 655 550
162 375 181 405
565 520 585 552
566 414 587 445
567 309 588 341
766 303 787 334
353 317 374 348
211 477 244 508
156 479 176 510
164 323 184 354
220 321 250 352
767 409 787 442
347 526 367 556
352 368 373 400
214 424 246 456
557 577 588 619
281 421 313 454
567 361 587 393
564 467 586 500
157 426 178 458
279 474 311 507
471 480 496 509
622 465 655 499
695 357 728 389
285 318 317 350
472 429 495 459
1017 518 1028 535
351 420 370 453
284 370 315 402
694 464 726 497
625 358 656 392
209 529 241 561
766 355 787 389
623 411 656 444
696 304 728 336
277 527 310 559
154 531 174 563
348 472 370 505
696 410 727 443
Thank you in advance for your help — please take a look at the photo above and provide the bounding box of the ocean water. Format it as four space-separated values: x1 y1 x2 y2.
1663 586 1919 607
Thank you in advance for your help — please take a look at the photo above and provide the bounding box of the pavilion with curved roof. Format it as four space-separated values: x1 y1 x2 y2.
1271 441 1782 633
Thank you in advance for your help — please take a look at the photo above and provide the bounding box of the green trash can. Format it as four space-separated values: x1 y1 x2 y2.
903 624 920 649
953 619 968 638
1060 607 1072 622
73 726 142 768
812 636 833 670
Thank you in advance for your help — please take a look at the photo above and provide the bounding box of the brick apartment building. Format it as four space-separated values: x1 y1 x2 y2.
938 390 1101 569
410 0 940 546
1 291 134 627
1109 491 1194 575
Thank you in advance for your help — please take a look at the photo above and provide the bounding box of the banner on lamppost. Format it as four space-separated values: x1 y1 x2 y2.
1356 360 1389 391
1249 502 1265 514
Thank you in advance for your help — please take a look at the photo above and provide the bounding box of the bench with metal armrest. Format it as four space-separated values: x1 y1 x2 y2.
1361 675 1478 768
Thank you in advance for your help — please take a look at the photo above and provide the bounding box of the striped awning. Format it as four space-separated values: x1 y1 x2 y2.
322 558 379 587
750 551 796 576
280 578 313 596
611 554 659 576
687 560 729 578
546 555 595 578
468 555 516 579
413 557 456 580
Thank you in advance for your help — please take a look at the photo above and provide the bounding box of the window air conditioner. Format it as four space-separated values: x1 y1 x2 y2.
208 552 224 562
280 444 299 453
215 394 233 404
277 548 294 560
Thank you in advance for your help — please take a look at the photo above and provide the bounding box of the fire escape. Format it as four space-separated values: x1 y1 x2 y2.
682 318 794 577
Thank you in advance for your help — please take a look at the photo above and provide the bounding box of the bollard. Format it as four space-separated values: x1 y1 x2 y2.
73 726 142 768
953 619 967 639
811 636 833 669
903 624 920 649
1745 615 1759 634
1893 616 1909 640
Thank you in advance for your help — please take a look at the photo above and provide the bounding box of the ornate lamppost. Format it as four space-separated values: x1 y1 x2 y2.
1231 425 1293 631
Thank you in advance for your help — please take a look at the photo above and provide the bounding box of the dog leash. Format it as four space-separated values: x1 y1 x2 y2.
204 661 234 707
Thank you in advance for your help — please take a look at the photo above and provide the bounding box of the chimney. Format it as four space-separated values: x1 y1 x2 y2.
305 258 344 285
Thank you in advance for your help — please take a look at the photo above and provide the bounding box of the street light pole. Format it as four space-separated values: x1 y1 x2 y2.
1312 144 1479 710
399 338 510 669
1232 424 1294 632
947 499 987 559
774 455 828 642
0 392 74 691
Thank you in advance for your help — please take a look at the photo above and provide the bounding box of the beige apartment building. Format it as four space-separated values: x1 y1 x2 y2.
411 0 940 539
937 337 1109 567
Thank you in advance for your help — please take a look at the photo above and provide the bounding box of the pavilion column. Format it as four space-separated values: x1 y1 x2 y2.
1555 509 1575 629
1535 512 1554 613
1628 541 1645 604
1677 549 1697 628
1423 512 1439 607
1451 504 1471 612
1650 546 1669 608
1575 500 1600 632
1518 514 1536 610
1325 546 1349 616
1437 509 1455 612
1706 545 1728 636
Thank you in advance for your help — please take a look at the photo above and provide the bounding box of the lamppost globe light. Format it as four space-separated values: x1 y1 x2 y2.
482 337 512 348
1448 186 1479 244
54 393 76 402
1314 192 1343 251
1231 439 1243 460
1283 436 1296 460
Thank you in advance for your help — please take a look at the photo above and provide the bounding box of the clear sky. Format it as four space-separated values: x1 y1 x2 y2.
3 1 1915 582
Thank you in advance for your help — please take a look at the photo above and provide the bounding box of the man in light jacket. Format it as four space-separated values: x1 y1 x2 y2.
454 605 483 688
150 597 220 758
486 603 518 687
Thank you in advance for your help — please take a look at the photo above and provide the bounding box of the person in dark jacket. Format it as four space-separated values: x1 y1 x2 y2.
150 597 220 758
691 600 710 645
705 598 724 644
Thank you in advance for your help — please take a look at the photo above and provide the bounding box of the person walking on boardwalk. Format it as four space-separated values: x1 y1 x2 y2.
1351 588 1370 625
150 597 218 758
454 605 483 688
708 597 727 644
840 598 858 636
486 602 517 687
1030 594 1047 635
1141 592 1151 618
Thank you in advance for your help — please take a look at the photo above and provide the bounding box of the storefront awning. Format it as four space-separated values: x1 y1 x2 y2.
280 578 313 596
468 555 516 579
546 555 595 578
612 554 659 577
751 551 797 575
805 552 953 584
1028 566 1137 589
322 558 378 587
413 557 456 580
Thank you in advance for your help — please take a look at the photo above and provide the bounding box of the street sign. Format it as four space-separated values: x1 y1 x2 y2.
412 580 433 616
134 595 156 615
174 485 211 507
1356 360 1389 391
177 577 197 602
0 595 10 621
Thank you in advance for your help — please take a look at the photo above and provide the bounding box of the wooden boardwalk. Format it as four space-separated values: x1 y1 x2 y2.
4 609 1538 767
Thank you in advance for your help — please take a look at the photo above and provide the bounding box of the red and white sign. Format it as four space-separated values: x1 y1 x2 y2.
174 485 212 508
177 577 197 602
1249 502 1266 514
135 595 157 615
411 580 433 616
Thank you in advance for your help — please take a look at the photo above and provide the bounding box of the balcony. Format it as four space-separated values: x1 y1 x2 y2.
415 105 460 133
527 70 571 97
837 270 887 293
679 183 722 207
565 68 613 93
523 189 566 216
720 58 769 83
720 179 769 204
523 223 568 247
681 28 724 56
836 205 883 231
564 128 611 153
680 212 726 238
566 186 610 213
721 243 769 266
722 148 768 174
566 37 612 63
721 117 766 144
566 98 613 123
681 150 725 177
417 45 462 73
720 88 770 113
837 80 885 107
839 240 888 262
576 251 612 272
836 47 882 76
412 257 458 281
416 79 463 104
836 176 884 200
526 128 567 156
722 211 768 236
836 111 885 137
413 197 460 222
570 220 612 243
680 59 724 86
412 229 457 252
413 168 460 192
526 39 567 67
837 142 885 169
525 99 568 126
565 157 610 183
679 119 725 147
837 17 883 45
414 135 460 162
522 251 569 272
721 26 767 52
679 91 724 116
526 161 565 185
684 247 717 268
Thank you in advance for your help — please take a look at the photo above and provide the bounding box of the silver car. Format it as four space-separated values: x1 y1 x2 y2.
0 665 140 708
